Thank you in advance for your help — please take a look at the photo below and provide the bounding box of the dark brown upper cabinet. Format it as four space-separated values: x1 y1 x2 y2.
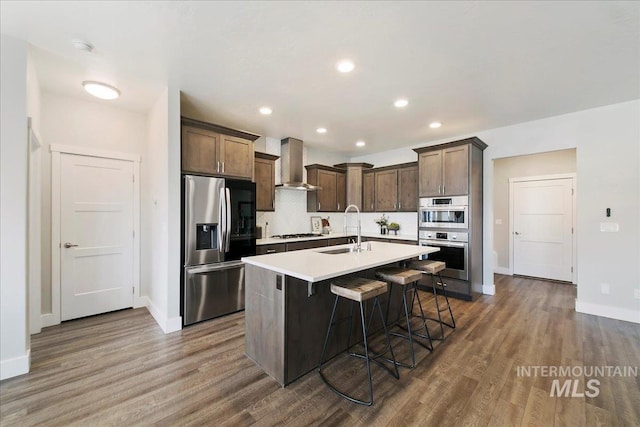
361 162 418 212
181 117 260 180
254 152 279 211
414 138 487 197
305 164 347 212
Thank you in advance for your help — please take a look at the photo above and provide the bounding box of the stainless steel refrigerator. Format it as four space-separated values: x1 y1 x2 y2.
182 175 256 326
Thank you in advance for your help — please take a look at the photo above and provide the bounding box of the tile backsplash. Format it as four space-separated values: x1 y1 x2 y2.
257 189 417 238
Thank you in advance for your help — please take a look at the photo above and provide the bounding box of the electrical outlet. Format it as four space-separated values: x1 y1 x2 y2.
634 289 640 300
600 283 610 295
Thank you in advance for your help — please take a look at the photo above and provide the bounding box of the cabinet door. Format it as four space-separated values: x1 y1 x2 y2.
219 134 254 179
443 144 469 196
418 150 442 197
255 157 275 211
375 169 398 211
182 126 219 175
362 172 375 212
336 172 346 212
398 166 418 211
317 170 337 212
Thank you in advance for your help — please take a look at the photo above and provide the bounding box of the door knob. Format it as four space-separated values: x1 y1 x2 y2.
64 242 78 248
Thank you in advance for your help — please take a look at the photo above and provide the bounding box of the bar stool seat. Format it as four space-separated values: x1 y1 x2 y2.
318 277 399 406
407 260 456 340
375 267 433 368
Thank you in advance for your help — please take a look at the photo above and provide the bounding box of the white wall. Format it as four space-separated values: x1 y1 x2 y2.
27 47 43 334
493 149 576 270
1 34 30 380
142 88 174 331
39 93 147 320
352 100 640 323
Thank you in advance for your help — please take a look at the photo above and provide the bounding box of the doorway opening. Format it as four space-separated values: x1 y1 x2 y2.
492 149 577 283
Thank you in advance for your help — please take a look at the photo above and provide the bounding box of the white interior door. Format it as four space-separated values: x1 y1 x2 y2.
512 177 574 282
60 154 134 321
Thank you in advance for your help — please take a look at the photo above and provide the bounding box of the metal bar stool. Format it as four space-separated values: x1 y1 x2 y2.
408 260 456 341
318 277 399 406
375 267 433 368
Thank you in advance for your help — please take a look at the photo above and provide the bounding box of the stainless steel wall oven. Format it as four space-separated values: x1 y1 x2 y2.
419 230 468 281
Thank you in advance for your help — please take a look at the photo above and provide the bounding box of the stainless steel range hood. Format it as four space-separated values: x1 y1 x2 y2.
276 137 320 191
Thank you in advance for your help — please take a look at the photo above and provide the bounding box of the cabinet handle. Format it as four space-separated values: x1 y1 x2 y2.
318 202 321 210
222 162 225 173
337 203 340 210
398 202 401 210
394 202 397 210
217 161 220 173
442 184 445 194
371 203 374 210
266 249 277 253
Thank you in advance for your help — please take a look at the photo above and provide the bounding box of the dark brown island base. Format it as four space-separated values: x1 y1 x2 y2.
241 241 439 386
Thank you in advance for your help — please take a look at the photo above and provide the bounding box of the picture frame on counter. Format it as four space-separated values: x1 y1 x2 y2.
310 216 322 233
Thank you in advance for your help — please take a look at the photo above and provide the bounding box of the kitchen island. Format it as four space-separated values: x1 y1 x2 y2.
241 241 439 386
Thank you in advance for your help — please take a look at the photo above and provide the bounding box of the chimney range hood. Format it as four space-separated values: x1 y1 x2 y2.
276 137 320 191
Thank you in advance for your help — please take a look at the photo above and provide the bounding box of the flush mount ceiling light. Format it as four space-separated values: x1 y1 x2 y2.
356 140 366 147
72 39 94 53
259 106 273 115
336 59 355 73
429 121 442 129
82 81 120 100
316 127 327 134
394 99 409 108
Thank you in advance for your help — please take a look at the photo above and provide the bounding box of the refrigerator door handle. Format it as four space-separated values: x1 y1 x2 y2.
184 176 193 266
218 187 226 251
225 188 231 252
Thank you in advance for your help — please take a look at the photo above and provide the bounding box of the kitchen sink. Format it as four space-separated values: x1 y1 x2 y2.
317 247 356 254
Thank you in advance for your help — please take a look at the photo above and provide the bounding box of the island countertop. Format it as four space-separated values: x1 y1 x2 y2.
242 241 439 282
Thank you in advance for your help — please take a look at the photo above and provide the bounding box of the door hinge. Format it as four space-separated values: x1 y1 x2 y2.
132 286 135 294
571 266 574 273
572 227 574 234
572 188 574 195
133 230 135 238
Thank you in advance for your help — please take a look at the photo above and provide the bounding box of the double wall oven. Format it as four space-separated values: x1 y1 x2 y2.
419 195 469 281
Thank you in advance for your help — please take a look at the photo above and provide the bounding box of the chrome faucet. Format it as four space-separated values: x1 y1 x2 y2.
344 204 362 252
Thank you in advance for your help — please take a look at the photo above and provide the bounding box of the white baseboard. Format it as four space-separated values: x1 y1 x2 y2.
40 313 57 328
575 300 640 324
143 296 183 334
133 296 148 309
482 283 496 295
1 349 30 380
494 267 511 275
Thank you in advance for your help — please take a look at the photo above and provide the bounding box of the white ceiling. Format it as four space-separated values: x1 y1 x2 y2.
2 1 639 155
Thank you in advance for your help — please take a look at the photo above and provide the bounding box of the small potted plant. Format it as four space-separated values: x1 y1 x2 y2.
374 214 389 235
388 222 400 235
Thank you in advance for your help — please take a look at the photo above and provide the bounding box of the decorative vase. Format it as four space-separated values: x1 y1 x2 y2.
381 226 387 235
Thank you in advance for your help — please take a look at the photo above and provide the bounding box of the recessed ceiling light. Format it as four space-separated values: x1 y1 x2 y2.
259 106 272 115
82 81 120 100
394 99 409 108
336 60 355 73
429 121 442 129
316 127 327 134
356 141 366 147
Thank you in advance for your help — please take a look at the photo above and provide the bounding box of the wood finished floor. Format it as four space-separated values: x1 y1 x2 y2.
1 274 639 426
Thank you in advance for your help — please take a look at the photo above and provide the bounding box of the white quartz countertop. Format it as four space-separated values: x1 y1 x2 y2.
257 232 417 245
242 241 438 282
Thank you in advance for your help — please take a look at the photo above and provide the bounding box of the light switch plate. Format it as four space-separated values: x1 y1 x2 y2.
600 222 619 232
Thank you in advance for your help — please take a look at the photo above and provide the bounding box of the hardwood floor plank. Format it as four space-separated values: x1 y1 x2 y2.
1 274 638 426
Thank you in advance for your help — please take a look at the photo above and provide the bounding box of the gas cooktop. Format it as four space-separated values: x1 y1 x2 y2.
271 233 323 239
